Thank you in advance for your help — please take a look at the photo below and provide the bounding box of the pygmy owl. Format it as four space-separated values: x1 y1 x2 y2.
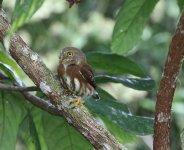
58 47 100 101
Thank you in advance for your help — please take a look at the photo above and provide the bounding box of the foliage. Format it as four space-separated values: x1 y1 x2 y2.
0 92 27 150
0 0 183 149
111 0 158 54
86 52 146 77
177 0 184 11
10 0 44 33
85 88 154 135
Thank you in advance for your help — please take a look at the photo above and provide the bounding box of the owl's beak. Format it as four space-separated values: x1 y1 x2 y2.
62 59 68 63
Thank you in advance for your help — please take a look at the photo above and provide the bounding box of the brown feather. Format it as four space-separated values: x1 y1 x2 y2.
80 64 96 89
58 47 99 99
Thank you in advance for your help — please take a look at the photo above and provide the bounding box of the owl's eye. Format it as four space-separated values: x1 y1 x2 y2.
67 52 73 56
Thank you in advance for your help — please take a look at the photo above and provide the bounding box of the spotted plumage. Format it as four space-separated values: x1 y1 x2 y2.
58 47 99 100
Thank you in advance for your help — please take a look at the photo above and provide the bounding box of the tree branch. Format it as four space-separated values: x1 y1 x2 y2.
0 9 126 150
21 91 59 116
153 11 184 149
0 83 39 91
0 72 58 116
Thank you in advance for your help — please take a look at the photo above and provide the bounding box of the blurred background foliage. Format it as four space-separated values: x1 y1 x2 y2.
0 0 184 150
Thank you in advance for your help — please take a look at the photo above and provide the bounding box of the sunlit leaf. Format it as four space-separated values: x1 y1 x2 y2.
111 0 158 54
87 52 146 77
0 92 27 150
0 62 15 81
10 0 44 32
85 89 153 135
0 62 23 85
95 75 155 91
43 112 93 150
0 51 22 78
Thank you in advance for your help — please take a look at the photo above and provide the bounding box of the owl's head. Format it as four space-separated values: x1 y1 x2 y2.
59 47 86 65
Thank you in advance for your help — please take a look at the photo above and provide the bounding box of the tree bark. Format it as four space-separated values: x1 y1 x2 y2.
0 9 126 150
153 11 184 150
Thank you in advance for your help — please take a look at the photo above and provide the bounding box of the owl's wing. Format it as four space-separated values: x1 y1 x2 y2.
80 64 96 89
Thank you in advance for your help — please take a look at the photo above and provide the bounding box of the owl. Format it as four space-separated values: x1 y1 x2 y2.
58 47 99 105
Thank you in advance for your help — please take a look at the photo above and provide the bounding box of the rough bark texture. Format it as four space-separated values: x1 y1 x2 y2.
153 11 184 150
0 10 126 150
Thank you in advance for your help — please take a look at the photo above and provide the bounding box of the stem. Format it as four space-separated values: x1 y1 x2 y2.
0 83 39 91
153 11 184 150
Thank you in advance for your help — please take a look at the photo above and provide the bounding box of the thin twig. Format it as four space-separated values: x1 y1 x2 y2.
153 11 184 150
0 83 39 91
21 91 59 116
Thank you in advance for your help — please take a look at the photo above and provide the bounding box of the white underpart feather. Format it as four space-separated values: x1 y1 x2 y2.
63 63 68 71
79 71 85 79
74 78 80 92
79 83 84 95
66 76 71 89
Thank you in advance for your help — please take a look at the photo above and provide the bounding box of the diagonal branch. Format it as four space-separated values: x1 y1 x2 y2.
21 91 59 116
153 11 184 149
0 9 126 150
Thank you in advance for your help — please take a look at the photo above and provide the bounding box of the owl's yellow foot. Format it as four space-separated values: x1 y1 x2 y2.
69 98 84 108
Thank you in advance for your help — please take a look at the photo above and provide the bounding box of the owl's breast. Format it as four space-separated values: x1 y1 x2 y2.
65 65 94 97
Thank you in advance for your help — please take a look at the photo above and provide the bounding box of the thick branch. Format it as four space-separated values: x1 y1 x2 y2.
0 10 125 150
153 11 184 149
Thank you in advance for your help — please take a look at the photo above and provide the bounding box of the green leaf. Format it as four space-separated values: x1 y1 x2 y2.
181 128 184 149
29 114 41 150
95 75 155 91
0 62 15 81
86 52 145 77
85 89 153 135
177 0 184 11
30 108 47 150
43 112 93 150
95 88 130 113
0 92 27 150
18 115 39 150
0 62 23 85
10 0 44 32
0 51 22 78
19 108 47 150
100 116 136 143
111 0 158 54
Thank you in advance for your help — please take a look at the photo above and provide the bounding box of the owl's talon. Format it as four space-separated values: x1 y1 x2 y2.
64 89 73 96
69 98 84 108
